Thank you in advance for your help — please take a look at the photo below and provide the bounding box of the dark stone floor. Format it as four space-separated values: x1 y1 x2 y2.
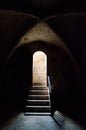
0 108 84 130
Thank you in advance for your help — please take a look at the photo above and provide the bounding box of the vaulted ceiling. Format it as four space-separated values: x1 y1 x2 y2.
0 0 86 73
0 0 85 17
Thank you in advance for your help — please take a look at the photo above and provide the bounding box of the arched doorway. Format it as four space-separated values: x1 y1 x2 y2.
32 51 47 87
25 51 51 115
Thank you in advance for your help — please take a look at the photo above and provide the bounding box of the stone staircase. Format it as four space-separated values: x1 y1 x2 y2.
24 86 51 115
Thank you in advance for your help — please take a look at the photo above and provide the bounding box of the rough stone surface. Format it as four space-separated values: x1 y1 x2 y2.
0 112 84 130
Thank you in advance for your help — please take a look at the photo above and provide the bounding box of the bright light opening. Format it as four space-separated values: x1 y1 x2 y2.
32 51 47 86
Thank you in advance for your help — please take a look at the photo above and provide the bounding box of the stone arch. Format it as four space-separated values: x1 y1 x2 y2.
2 21 79 75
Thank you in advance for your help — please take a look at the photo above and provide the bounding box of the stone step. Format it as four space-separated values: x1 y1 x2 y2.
29 90 49 95
53 111 64 126
26 100 50 106
25 86 51 115
24 112 51 116
32 86 48 90
25 106 50 112
28 95 49 100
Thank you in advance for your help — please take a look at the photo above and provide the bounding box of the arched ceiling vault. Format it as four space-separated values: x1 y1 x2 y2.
3 21 79 73
0 0 84 18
